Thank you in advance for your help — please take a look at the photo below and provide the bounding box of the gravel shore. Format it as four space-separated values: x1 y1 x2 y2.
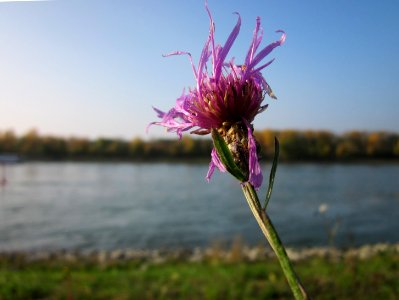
1 243 398 264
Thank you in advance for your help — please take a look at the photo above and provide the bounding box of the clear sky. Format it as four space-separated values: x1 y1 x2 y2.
1 0 398 139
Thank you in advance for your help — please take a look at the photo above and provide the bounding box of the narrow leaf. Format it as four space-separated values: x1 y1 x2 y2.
211 128 246 182
264 137 279 210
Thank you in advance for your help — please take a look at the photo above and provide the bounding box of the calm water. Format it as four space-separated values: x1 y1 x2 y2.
0 162 398 251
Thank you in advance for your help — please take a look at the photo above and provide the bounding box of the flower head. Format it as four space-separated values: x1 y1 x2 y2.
149 3 285 189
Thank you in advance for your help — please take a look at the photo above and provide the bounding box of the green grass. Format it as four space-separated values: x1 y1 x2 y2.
0 251 398 300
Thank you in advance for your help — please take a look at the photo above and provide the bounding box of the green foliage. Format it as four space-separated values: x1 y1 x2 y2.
0 129 398 161
0 252 398 300
264 138 279 210
211 129 246 181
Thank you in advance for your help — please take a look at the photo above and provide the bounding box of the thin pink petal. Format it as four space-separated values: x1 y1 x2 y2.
213 13 241 81
244 120 263 189
248 30 286 70
163 51 198 79
206 148 226 181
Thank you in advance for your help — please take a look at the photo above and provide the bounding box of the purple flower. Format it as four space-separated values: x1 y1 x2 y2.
149 3 285 189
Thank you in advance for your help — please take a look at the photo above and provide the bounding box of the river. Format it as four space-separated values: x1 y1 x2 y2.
0 162 398 251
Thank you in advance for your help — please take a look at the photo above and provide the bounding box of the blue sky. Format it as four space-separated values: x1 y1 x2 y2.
0 0 398 139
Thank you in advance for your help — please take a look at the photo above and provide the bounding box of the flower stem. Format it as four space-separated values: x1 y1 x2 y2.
242 182 310 300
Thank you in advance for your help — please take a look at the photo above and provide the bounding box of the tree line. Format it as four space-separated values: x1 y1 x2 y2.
0 129 398 161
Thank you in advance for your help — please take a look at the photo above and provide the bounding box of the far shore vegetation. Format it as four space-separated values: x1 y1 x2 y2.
1 129 399 162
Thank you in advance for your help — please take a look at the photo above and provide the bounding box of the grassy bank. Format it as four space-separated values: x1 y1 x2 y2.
1 249 398 300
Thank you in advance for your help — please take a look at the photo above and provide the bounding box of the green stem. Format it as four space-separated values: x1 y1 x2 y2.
242 182 310 300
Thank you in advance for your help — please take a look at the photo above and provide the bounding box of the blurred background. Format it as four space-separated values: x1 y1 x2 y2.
0 1 398 299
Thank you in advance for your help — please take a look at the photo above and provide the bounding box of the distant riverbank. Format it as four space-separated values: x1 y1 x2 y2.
1 128 398 161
